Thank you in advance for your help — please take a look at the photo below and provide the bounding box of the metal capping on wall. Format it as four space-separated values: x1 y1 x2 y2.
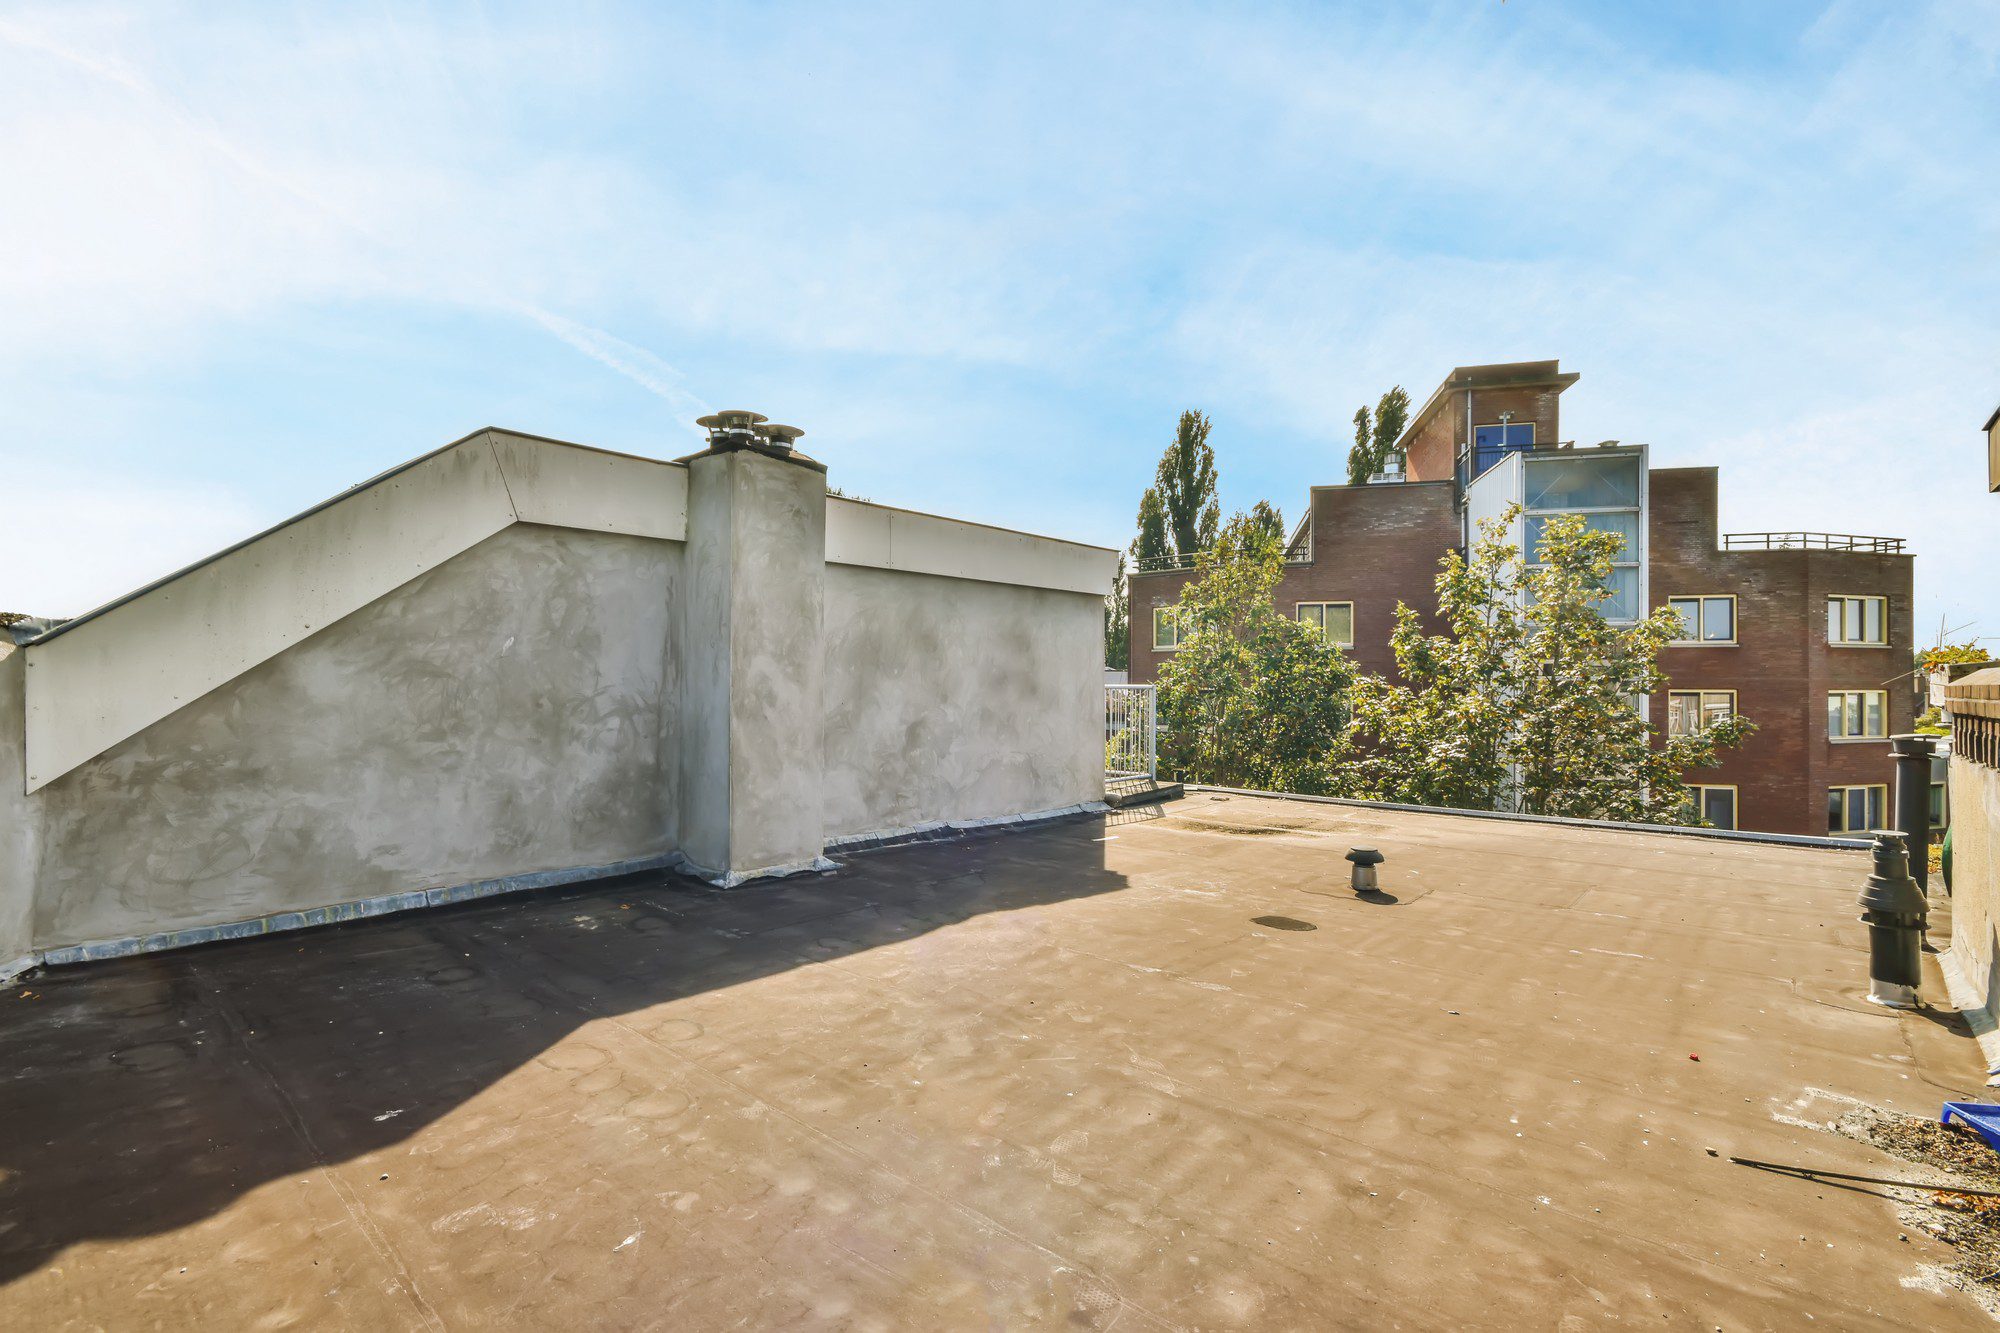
21 431 692 792
20 801 1111 976
1182 784 1874 851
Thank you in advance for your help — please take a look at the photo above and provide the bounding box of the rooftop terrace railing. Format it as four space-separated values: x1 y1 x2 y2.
1133 548 1313 573
1721 532 1906 554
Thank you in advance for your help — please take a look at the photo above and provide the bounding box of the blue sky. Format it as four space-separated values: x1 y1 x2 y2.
4 1 1997 646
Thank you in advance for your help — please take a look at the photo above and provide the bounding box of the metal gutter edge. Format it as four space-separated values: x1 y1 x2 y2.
825 802 1110 855
13 850 690 980
1181 784 1873 852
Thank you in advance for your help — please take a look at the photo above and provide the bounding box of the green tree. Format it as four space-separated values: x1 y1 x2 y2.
1215 502 1285 560
1134 487 1170 567
1344 509 1754 823
1345 386 1411 484
1104 553 1129 670
1154 409 1220 560
1247 499 1285 552
1155 515 1354 792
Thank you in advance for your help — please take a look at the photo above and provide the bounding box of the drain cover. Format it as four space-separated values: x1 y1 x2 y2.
1251 914 1316 932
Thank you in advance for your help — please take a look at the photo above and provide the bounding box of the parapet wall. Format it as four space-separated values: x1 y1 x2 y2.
1946 669 2000 1023
0 429 1115 976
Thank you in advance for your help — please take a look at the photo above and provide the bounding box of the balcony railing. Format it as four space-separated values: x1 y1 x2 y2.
1133 548 1313 574
1722 532 1906 554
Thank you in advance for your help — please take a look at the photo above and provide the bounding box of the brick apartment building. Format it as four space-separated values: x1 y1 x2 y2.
1127 360 1915 837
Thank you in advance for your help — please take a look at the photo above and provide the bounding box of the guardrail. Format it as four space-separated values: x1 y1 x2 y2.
1721 532 1906 554
1133 549 1313 573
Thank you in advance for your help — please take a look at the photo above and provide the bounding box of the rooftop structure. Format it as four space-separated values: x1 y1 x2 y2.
0 422 1117 979
0 794 1991 1326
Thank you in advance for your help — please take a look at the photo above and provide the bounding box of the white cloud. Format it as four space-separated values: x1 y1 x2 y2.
0 0 1995 636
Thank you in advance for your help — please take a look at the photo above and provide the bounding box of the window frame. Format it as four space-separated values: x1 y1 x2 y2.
1826 594 1889 647
1666 594 1737 646
1151 606 1183 652
1520 452 1647 624
1474 421 1536 452
1826 688 1889 741
1828 784 1888 834
1666 689 1737 738
1684 784 1738 831
1295 601 1355 649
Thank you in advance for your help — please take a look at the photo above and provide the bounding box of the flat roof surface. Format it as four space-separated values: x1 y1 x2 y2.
1 794 1989 1328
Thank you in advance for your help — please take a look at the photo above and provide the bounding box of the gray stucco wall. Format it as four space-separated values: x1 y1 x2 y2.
31 524 680 946
0 648 34 967
821 566 1103 839
678 448 828 879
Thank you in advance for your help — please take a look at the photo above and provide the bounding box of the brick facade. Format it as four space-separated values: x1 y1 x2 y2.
1124 360 1913 838
1127 481 1459 687
1648 468 1913 835
1402 361 1578 483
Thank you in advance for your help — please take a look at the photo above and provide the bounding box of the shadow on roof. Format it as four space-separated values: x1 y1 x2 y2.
0 817 1128 1285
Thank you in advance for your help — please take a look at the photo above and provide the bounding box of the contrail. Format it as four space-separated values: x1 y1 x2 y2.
519 306 711 432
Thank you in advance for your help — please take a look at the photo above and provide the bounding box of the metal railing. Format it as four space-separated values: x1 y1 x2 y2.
1133 548 1313 573
1721 532 1906 554
1105 684 1158 779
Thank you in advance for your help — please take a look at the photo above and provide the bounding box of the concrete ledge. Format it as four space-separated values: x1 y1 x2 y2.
17 851 688 978
1183 784 1873 851
826 801 1109 855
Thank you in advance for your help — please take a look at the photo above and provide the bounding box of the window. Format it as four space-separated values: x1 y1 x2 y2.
1524 454 1642 510
1667 690 1736 738
1684 785 1737 830
1828 784 1887 834
1826 595 1887 646
1667 595 1736 644
1526 511 1642 561
1522 454 1644 621
1296 602 1354 648
1931 781 1948 830
1475 422 1535 452
1151 607 1183 651
1827 689 1887 740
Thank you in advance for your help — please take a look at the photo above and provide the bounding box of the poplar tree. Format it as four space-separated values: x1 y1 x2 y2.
1154 410 1220 559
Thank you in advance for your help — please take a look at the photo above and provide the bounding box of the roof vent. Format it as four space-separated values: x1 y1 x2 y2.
694 411 803 454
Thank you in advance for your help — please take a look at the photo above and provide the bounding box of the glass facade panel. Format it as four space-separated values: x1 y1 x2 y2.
1525 511 1640 561
1702 597 1734 641
1701 693 1733 728
1524 455 1642 510
1864 693 1884 736
1864 598 1884 643
1600 567 1641 621
1845 599 1863 643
